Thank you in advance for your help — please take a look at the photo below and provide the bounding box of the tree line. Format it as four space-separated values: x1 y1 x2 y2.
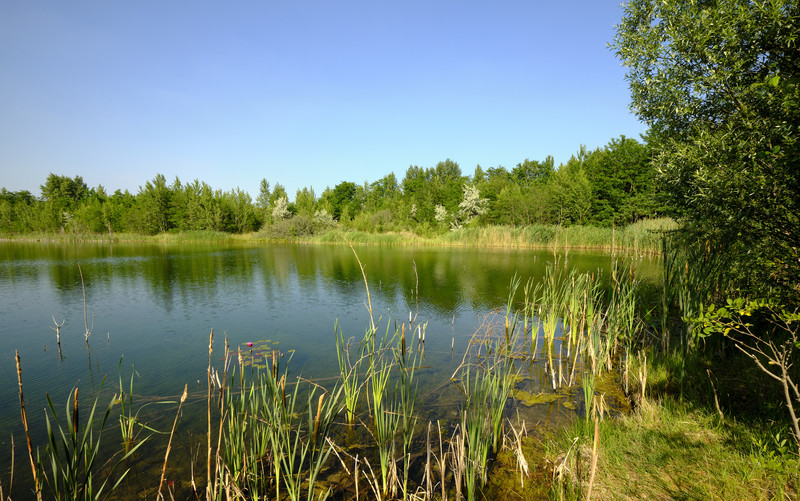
0 135 664 237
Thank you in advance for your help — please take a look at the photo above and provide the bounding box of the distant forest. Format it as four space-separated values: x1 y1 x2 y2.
0 135 664 237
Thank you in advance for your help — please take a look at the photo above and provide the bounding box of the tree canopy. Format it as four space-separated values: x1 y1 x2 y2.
613 0 800 301
1 134 662 238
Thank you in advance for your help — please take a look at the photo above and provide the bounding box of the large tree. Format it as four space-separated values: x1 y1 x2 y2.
613 0 800 301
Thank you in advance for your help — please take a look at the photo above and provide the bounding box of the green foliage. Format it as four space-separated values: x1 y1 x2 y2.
327 181 357 221
512 156 554 185
3 141 665 238
548 156 592 225
582 136 657 226
613 0 800 302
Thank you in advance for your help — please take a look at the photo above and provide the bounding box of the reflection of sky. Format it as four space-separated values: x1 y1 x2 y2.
0 241 661 475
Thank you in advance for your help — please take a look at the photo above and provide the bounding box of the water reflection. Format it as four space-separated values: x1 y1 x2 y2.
0 241 660 497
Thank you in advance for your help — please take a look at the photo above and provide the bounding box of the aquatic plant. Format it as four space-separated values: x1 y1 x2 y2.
41 382 143 501
335 322 364 426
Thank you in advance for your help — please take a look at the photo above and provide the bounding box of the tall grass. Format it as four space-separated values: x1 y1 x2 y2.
309 219 676 253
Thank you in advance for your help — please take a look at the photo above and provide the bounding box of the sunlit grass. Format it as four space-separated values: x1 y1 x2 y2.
547 395 799 500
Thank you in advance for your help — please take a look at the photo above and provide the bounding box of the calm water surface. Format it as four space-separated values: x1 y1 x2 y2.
0 241 659 494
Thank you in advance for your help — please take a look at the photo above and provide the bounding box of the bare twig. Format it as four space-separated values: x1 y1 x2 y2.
78 264 93 342
15 351 41 501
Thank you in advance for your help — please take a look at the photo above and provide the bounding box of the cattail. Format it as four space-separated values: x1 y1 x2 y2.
73 387 79 435
280 374 286 408
401 323 406 356
313 394 325 443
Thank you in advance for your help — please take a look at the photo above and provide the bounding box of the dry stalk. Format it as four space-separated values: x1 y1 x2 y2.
15 351 41 501
360 457 385 501
424 422 432 500
448 427 464 501
158 384 188 500
638 352 647 406
436 421 447 501
50 315 64 345
206 329 213 498
508 419 529 488
585 416 600 501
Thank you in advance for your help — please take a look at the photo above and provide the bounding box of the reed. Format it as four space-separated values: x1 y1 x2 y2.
460 374 490 501
40 381 143 500
10 240 672 499
116 359 172 453
395 336 420 500
308 219 675 253
371 361 399 498
335 322 364 425
280 382 341 501
582 372 596 422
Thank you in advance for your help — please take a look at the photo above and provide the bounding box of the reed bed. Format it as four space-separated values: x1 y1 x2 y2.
9 252 654 500
308 219 675 254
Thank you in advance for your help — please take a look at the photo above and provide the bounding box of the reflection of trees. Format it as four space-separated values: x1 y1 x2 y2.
2 241 662 321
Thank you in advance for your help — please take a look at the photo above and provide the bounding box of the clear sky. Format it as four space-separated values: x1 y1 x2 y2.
0 1 645 201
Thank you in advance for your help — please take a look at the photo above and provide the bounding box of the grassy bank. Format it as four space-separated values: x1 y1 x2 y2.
1 219 677 254
538 348 799 500
0 229 252 244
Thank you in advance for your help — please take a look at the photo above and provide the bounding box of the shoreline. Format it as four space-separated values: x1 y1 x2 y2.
0 218 677 254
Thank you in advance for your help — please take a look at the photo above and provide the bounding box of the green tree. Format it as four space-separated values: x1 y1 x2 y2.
39 174 90 231
582 136 655 226
549 156 593 225
256 179 271 214
613 0 800 300
227 188 256 233
295 187 317 217
40 174 89 208
328 181 357 221
0 189 35 233
136 174 172 234
512 157 554 185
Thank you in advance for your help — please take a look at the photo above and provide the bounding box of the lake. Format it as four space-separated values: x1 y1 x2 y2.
0 240 659 496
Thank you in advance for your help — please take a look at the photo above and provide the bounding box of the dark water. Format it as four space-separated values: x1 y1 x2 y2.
0 240 659 496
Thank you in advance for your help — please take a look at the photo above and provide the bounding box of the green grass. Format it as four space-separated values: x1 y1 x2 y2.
547 397 798 500
0 229 252 243
3 219 677 253
541 346 800 501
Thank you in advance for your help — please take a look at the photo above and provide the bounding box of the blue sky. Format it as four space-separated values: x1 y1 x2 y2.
0 1 645 201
